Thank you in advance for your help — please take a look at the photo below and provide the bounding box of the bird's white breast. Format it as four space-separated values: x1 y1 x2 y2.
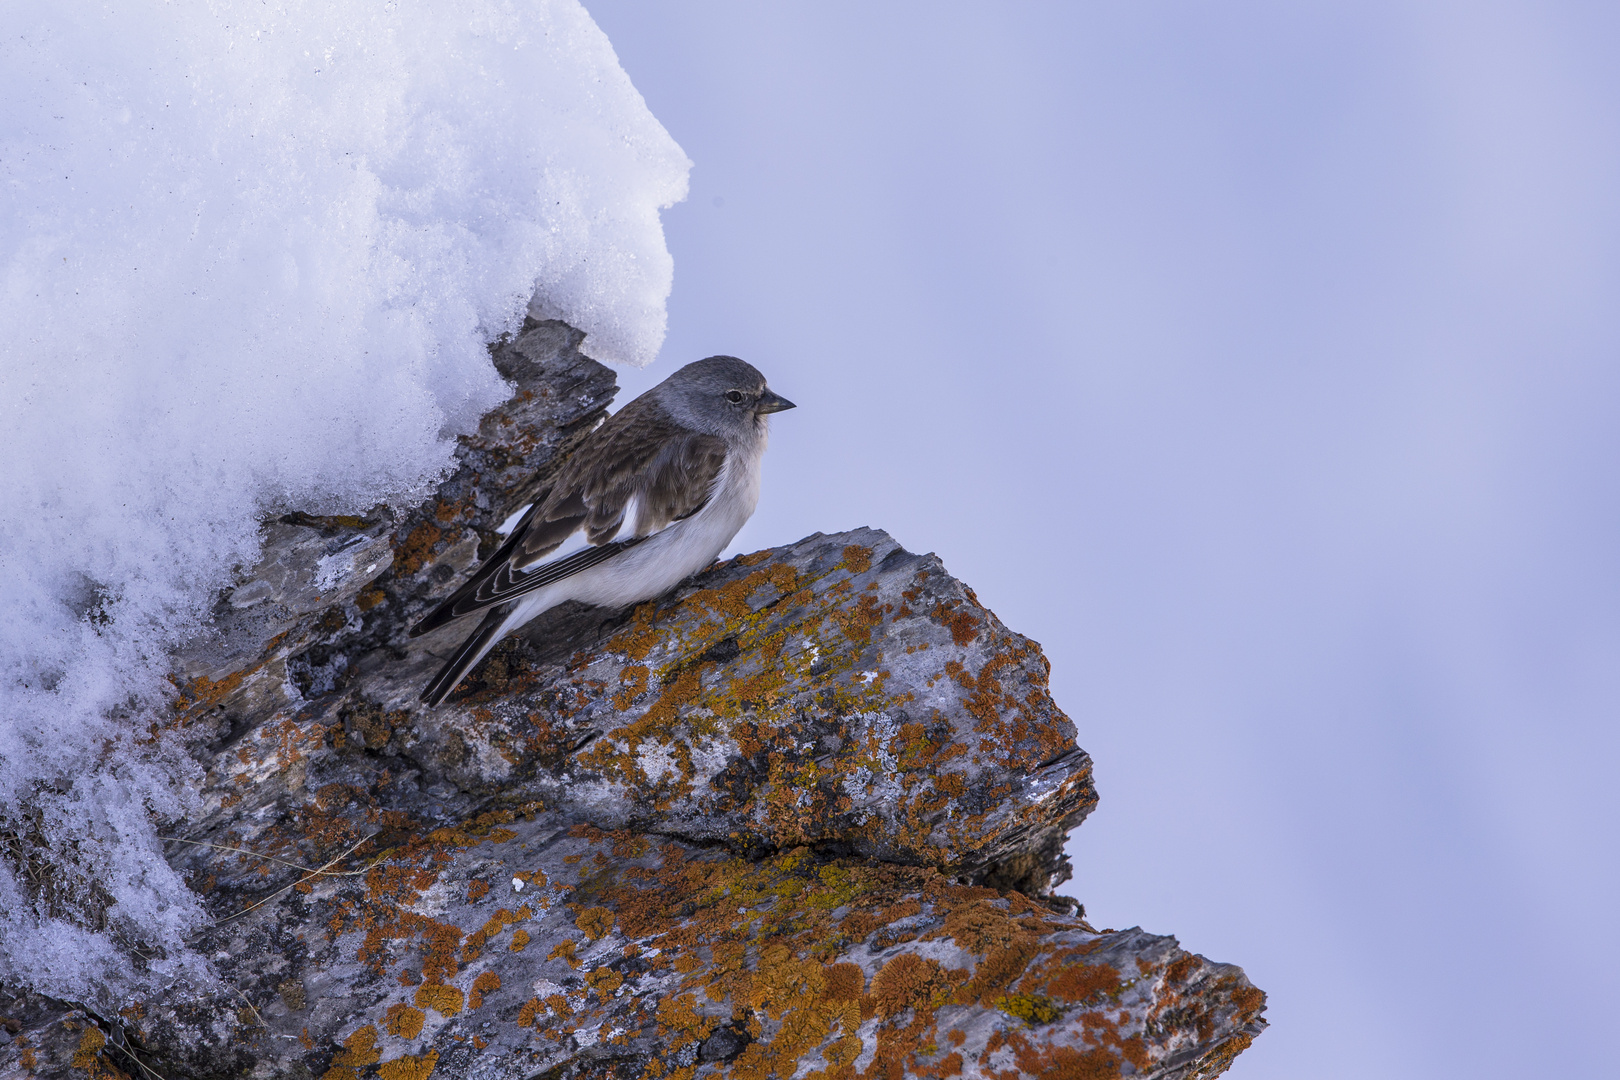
511 442 763 621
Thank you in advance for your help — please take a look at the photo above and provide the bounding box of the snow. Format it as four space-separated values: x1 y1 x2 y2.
0 0 687 1005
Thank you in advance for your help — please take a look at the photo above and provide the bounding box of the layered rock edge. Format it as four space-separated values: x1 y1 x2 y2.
0 322 1265 1079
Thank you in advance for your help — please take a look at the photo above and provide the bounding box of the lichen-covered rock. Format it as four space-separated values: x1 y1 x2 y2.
0 320 1265 1079
77 812 1262 1080
402 526 1097 892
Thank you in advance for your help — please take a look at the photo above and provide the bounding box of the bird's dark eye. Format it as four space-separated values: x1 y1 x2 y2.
725 390 744 404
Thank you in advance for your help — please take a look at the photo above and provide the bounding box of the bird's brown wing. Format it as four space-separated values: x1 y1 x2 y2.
410 397 727 636
633 431 731 535
528 394 725 553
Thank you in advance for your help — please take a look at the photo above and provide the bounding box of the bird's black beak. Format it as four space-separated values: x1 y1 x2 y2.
756 389 796 414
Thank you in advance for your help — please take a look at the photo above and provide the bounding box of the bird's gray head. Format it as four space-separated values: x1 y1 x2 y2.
656 355 796 440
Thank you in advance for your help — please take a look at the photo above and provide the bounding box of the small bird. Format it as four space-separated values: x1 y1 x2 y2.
412 355 795 706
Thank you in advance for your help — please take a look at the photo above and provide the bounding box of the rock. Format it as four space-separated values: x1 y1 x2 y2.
0 320 1265 1078
400 525 1097 893
699 1022 752 1063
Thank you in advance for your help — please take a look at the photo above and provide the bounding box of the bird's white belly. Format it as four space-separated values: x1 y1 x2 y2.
509 449 760 623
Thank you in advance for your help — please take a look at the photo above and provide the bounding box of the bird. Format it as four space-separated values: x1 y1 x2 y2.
411 355 795 706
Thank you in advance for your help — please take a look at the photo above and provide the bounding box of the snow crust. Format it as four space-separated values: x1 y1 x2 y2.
0 0 687 1004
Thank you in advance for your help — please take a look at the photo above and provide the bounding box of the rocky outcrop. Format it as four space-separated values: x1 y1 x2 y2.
0 322 1265 1079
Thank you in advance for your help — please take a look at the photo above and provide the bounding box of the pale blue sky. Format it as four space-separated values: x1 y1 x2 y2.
587 3 1620 1077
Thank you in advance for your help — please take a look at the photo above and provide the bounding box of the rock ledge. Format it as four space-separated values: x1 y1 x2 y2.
0 322 1265 1079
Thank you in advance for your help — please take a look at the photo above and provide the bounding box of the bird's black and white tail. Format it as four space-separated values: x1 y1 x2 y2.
419 604 513 707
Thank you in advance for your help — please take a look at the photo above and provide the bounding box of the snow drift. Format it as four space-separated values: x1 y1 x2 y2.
0 0 688 1003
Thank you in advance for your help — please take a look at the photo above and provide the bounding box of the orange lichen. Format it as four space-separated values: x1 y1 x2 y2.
939 900 1025 954
584 967 624 996
842 545 872 573
840 909 883 941
613 665 649 710
468 971 501 1009
383 1004 425 1040
1008 1035 1122 1080
376 1049 438 1080
872 953 953 1019
462 907 529 962
822 962 866 1002
1229 984 1265 1014
393 521 444 576
1198 1032 1255 1075
69 1025 107 1070
957 940 1040 1007
466 879 490 902
419 922 464 983
884 898 923 922
940 607 981 647
1040 961 1122 1004
834 594 884 645
328 1025 380 1072
575 905 615 941
414 984 463 1017
1166 954 1199 984
510 929 531 952
175 667 251 715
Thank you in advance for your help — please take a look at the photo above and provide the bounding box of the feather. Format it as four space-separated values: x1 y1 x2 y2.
411 398 726 637
419 605 512 706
